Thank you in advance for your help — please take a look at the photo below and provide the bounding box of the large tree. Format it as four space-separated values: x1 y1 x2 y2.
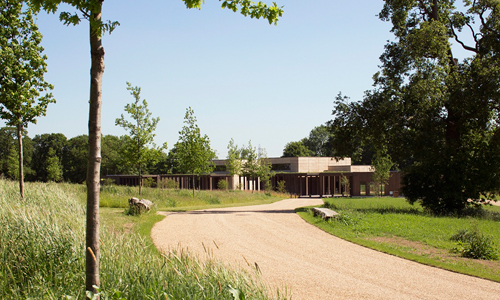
0 0 54 199
31 132 66 182
282 140 313 157
115 82 164 195
330 0 500 215
175 107 216 196
63 134 88 183
31 0 283 296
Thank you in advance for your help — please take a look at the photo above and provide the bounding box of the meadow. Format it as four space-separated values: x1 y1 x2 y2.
298 197 500 282
0 180 287 299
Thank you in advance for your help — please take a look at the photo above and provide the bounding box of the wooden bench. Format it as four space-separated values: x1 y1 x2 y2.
312 207 339 220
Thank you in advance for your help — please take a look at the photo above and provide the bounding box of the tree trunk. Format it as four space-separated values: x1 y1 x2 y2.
139 162 142 195
192 174 195 197
86 4 104 297
17 122 24 200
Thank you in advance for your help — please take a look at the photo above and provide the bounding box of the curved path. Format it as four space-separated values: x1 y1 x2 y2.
151 198 500 299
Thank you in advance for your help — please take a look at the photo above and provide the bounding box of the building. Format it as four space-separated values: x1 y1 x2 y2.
213 156 401 197
105 157 401 197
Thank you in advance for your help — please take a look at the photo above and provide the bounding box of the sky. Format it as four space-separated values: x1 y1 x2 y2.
1 0 395 158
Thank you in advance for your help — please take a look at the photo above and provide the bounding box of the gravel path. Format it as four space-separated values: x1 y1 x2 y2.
151 198 500 300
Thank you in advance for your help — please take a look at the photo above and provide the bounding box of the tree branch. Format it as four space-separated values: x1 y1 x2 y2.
449 17 479 54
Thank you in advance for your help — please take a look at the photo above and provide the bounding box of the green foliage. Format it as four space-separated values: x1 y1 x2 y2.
276 180 286 194
225 138 244 176
115 82 165 195
45 147 63 182
451 227 499 260
340 173 350 196
218 179 229 190
182 0 284 25
329 1 500 215
62 135 88 183
0 1 55 129
0 1 55 197
370 148 394 197
31 133 67 182
282 140 312 157
142 177 156 188
174 107 216 195
160 178 179 189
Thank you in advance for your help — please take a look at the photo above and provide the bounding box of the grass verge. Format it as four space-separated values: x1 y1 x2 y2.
297 197 500 282
98 184 286 211
0 180 286 299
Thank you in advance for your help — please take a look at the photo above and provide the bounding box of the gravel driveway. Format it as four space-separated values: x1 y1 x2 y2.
151 198 500 299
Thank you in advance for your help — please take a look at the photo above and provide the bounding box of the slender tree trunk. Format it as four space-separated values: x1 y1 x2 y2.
139 162 142 195
86 4 104 297
192 174 195 197
17 122 24 200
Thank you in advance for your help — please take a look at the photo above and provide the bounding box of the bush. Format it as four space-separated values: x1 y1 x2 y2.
217 179 229 190
451 227 499 260
276 180 287 194
143 177 156 188
160 178 179 189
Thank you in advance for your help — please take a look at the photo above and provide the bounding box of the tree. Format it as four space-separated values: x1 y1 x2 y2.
0 1 54 199
31 0 283 296
257 147 273 191
115 82 164 195
330 1 500 214
241 140 260 192
46 147 63 181
31 133 66 182
303 125 334 157
63 135 89 183
175 107 216 196
101 134 124 176
225 138 243 176
370 148 394 197
282 140 313 157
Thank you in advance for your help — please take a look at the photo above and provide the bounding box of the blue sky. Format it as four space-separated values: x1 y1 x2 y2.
2 0 395 157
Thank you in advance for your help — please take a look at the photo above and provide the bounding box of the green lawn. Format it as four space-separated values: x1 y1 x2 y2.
297 197 500 282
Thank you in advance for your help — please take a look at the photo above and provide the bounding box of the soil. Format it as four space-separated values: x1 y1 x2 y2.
151 198 500 300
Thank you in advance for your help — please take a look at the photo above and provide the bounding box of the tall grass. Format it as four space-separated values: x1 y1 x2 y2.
0 180 284 299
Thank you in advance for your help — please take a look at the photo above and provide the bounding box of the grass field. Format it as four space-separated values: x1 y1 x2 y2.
0 180 287 299
97 183 286 211
298 197 500 282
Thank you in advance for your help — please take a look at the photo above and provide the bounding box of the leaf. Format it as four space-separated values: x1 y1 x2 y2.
228 285 245 300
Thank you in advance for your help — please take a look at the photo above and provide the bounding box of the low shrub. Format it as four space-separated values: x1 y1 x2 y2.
451 227 499 260
160 178 179 189
217 179 229 190
276 180 287 194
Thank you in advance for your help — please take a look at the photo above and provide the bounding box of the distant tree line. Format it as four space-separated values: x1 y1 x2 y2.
0 126 179 183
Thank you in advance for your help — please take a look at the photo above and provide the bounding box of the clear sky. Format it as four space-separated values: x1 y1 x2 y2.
1 0 395 158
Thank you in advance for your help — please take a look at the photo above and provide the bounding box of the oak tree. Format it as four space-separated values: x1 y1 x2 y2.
330 0 500 214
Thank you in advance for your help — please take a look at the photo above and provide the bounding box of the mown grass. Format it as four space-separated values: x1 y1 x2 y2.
297 197 500 282
98 184 285 211
0 180 286 299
